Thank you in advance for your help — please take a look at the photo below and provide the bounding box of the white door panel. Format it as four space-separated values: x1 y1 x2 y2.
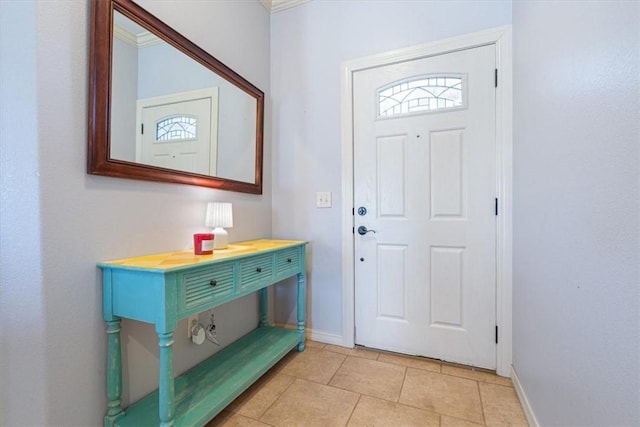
136 88 218 176
354 45 496 369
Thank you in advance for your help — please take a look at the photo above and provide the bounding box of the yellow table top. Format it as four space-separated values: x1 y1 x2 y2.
99 239 306 271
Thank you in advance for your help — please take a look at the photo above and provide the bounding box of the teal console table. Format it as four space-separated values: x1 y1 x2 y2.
99 239 308 427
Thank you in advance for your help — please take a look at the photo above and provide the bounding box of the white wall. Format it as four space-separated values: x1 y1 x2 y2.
271 0 512 338
111 37 138 161
0 1 47 424
512 1 639 425
0 0 270 425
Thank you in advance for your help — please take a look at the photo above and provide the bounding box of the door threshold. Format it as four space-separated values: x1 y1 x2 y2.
356 343 498 375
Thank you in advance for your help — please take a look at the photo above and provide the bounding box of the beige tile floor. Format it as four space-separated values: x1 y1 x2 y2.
207 341 528 427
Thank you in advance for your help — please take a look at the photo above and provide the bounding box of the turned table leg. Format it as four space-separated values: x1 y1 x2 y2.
297 270 307 352
158 331 175 427
104 319 123 427
259 288 269 327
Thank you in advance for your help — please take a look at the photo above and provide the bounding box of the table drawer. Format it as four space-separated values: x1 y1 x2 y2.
182 263 235 310
275 247 300 277
239 253 274 291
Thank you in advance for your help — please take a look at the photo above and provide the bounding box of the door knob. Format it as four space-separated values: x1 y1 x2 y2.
357 226 376 235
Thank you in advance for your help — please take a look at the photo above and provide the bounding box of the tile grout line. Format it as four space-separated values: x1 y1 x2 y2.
324 345 381 361
326 352 410 404
241 351 303 425
477 380 488 426
343 393 363 427
388 369 479 425
397 365 408 404
252 374 298 424
434 368 514 388
325 350 350 385
333 342 508 379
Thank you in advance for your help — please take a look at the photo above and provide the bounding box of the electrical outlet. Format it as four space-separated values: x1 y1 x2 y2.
187 314 198 338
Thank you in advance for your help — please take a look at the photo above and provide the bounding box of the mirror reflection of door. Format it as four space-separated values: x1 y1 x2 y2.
109 10 261 187
136 88 219 175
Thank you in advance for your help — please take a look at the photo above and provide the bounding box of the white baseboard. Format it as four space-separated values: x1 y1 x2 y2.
274 323 345 347
511 365 539 427
307 329 344 346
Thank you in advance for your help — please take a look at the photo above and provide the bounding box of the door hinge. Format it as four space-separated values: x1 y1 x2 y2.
352 207 355 216
494 68 498 88
495 198 498 215
352 226 355 234
141 123 144 134
495 325 499 344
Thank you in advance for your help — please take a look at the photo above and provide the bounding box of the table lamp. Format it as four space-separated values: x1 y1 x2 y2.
205 202 233 249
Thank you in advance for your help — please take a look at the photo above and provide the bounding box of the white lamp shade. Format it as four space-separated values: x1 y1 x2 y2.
205 202 233 249
205 202 233 228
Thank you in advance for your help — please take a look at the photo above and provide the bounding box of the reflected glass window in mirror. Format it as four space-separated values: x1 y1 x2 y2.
156 116 197 141
378 75 464 117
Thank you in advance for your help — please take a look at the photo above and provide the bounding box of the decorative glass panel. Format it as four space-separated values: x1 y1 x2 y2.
378 75 463 117
156 116 197 141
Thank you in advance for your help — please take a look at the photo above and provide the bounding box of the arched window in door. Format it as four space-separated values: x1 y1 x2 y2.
378 75 465 117
155 115 197 141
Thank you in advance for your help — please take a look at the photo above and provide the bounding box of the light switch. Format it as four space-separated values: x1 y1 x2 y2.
316 192 332 208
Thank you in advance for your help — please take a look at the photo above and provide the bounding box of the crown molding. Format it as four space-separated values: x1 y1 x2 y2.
113 23 138 47
113 23 162 49
136 31 162 48
259 0 272 12
260 0 309 13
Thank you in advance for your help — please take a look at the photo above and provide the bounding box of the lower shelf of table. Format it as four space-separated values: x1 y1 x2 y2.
112 326 302 427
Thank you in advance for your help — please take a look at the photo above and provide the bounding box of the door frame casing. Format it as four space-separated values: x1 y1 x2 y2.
340 26 513 376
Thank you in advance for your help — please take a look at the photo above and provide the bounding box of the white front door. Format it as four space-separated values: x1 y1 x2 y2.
136 88 218 175
353 45 497 369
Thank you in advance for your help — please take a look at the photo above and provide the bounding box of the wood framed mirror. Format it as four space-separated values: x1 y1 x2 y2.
88 0 264 194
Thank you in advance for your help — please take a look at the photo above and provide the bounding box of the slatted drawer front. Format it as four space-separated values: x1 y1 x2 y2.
239 254 274 291
183 263 234 309
276 247 300 276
